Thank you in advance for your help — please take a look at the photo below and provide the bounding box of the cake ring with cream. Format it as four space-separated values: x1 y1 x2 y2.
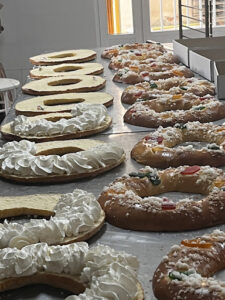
0 242 144 300
153 230 225 300
124 94 225 128
109 52 179 70
30 63 104 79
101 42 166 59
22 75 105 95
113 65 193 84
1 103 112 142
0 139 125 183
98 165 225 231
0 189 105 249
30 49 96 65
15 92 113 116
121 77 215 105
131 122 225 168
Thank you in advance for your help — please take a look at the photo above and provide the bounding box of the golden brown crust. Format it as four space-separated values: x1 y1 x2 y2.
113 66 193 85
124 95 225 128
98 166 225 231
15 92 113 116
0 272 85 294
101 42 165 59
131 122 225 168
0 114 112 142
121 79 215 105
109 53 179 70
153 231 225 300
29 49 96 65
22 75 106 96
0 274 144 300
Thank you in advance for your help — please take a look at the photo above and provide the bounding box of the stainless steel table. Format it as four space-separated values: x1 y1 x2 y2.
1 48 225 300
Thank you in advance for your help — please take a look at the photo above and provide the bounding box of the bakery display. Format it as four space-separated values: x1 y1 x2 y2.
0 139 125 183
30 62 104 79
30 49 96 65
0 242 144 299
98 165 225 231
121 77 215 104
15 92 113 116
0 189 105 248
131 121 225 168
153 230 225 300
2 40 225 299
1 103 112 142
113 65 193 84
101 42 166 59
124 94 225 128
22 75 106 95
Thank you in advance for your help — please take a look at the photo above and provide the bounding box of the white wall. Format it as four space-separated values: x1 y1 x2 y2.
0 0 100 83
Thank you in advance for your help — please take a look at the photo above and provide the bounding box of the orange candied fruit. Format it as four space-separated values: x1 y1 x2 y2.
172 94 183 100
161 113 171 119
130 65 139 72
214 180 225 188
181 238 213 249
151 147 164 153
216 127 225 132
172 70 184 77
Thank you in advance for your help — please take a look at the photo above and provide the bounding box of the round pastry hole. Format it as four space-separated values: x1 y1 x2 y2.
159 191 204 202
0 282 78 299
54 66 82 73
48 79 81 86
36 146 83 156
44 98 85 106
174 141 209 150
49 53 75 58
214 269 225 281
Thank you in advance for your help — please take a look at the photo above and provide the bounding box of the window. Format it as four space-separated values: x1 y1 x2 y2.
96 0 225 47
106 0 134 34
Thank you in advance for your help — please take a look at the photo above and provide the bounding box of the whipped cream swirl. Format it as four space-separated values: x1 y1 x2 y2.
0 140 124 177
11 103 109 137
0 243 139 300
0 189 103 249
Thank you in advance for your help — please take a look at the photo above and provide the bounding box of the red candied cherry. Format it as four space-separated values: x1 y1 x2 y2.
181 166 200 175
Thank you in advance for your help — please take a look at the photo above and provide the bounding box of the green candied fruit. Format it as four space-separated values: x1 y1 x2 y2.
149 82 158 89
169 270 193 281
117 72 123 77
136 98 147 103
221 187 225 191
129 172 161 185
207 144 220 150
194 106 206 111
180 86 188 91
149 175 161 185
174 123 187 130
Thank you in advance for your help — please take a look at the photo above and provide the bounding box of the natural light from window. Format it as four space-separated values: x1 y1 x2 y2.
106 0 225 35
106 0 133 34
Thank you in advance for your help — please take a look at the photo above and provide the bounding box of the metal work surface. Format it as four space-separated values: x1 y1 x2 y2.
1 48 225 300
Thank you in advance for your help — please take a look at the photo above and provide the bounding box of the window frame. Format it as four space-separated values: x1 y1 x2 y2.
96 0 225 47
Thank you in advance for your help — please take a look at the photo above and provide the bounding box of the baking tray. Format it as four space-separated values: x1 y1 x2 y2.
1 49 225 300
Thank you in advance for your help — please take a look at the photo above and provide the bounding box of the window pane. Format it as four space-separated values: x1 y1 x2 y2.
149 0 161 31
106 0 134 35
150 0 178 31
216 0 225 26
